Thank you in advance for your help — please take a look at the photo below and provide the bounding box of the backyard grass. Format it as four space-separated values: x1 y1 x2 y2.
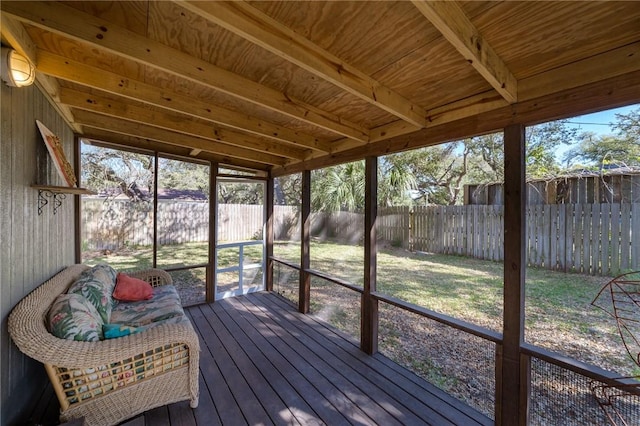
87 240 632 370
86 240 638 421
271 241 638 422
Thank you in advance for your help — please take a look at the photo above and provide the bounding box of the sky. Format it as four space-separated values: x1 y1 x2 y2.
552 103 639 164
564 104 638 136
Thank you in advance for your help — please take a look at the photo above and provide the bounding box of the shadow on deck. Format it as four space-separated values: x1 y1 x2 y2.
29 292 492 425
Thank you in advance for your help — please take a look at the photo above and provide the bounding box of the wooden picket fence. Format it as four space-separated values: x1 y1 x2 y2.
83 200 263 248
379 204 639 276
83 200 638 276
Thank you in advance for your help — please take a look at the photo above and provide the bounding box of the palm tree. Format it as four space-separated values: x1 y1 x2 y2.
312 161 365 212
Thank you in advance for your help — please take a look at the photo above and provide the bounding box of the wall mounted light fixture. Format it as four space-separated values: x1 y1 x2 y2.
1 47 36 87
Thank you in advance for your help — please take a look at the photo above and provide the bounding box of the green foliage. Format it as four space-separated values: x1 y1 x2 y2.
525 120 576 178
311 161 366 212
82 144 212 201
274 174 302 205
563 106 640 169
564 133 640 169
81 144 154 200
218 181 263 204
158 158 210 198
614 106 640 144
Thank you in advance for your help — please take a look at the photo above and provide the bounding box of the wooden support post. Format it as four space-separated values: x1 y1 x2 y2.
152 152 159 269
499 123 528 425
362 156 379 354
299 170 311 313
265 173 274 292
207 162 218 303
74 134 82 264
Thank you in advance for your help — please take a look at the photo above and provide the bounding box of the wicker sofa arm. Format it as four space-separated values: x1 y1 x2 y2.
8 264 200 425
127 268 173 288
9 265 89 365
8 265 192 367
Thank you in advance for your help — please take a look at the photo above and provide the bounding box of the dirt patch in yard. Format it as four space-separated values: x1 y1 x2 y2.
272 250 639 425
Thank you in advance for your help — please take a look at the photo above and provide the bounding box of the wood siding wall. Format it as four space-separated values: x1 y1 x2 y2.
0 82 75 426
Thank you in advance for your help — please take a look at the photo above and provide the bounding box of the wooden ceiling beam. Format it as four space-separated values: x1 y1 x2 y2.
520 42 640 101
0 15 81 132
71 109 288 166
35 50 332 153
321 42 640 157
1 1 370 142
412 0 518 103
179 1 429 128
274 69 640 177
80 129 270 172
59 87 308 161
329 90 507 154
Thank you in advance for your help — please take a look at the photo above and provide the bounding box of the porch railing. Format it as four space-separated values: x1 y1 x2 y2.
216 240 264 298
271 257 640 425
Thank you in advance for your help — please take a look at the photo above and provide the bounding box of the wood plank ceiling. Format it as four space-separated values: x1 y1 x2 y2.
2 1 639 175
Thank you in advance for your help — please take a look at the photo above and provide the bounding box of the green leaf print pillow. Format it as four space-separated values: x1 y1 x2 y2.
68 264 117 323
48 293 104 342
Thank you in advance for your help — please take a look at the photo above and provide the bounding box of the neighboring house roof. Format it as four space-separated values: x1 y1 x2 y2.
88 188 208 201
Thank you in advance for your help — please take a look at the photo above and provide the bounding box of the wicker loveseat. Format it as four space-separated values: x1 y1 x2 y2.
8 264 200 426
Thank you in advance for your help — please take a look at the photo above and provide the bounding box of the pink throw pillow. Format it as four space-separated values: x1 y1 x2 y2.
113 273 153 302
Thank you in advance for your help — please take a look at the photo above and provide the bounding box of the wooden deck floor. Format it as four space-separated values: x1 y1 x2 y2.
31 292 492 426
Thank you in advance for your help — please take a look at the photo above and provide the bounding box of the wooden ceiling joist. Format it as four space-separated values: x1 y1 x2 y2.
36 50 332 153
58 87 309 161
81 129 270 172
72 109 288 166
412 0 518 103
274 68 640 177
179 1 429 128
1 1 638 175
330 90 508 154
2 1 370 142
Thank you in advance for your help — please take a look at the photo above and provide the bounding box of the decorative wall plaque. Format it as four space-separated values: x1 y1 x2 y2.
36 120 77 187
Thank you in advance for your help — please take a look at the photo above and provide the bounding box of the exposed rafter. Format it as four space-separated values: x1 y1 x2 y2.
58 87 309 161
329 91 508 154
273 68 640 177
72 109 288 166
2 1 370 142
412 0 518 103
519 42 640 101
81 128 270 172
1 1 637 175
179 1 429 128
36 50 332 153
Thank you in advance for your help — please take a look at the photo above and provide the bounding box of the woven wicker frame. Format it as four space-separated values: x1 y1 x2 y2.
8 265 200 426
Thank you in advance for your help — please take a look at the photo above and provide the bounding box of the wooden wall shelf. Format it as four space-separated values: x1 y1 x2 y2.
31 185 95 215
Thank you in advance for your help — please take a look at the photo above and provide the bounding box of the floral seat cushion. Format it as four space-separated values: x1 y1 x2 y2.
110 285 186 328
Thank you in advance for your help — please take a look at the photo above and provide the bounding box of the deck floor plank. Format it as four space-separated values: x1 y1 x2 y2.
168 400 197 426
144 405 170 426
244 293 459 425
223 296 386 425
213 298 328 425
192 373 223 426
235 295 437 425
30 292 491 426
189 305 273 425
201 302 302 425
260 292 493 426
218 295 358 425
